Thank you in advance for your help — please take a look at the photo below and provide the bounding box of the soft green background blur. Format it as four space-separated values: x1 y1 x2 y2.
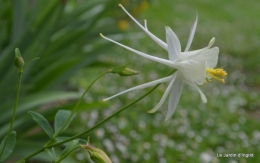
0 0 259 163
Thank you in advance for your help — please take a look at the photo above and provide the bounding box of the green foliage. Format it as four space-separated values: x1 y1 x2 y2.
0 0 123 161
0 131 16 162
28 111 54 139
45 147 57 162
54 110 72 135
45 140 79 163
60 140 79 159
14 160 25 163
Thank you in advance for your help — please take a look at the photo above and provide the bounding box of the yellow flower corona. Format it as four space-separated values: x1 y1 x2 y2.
206 68 227 83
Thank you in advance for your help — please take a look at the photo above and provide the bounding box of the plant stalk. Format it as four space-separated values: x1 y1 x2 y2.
19 70 176 161
44 70 109 147
0 72 22 158
20 83 160 161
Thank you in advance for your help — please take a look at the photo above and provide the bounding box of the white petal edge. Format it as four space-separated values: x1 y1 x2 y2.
166 26 181 61
165 80 183 121
185 80 207 103
181 37 215 59
184 14 198 52
208 37 215 47
100 33 175 68
119 4 168 50
193 47 219 68
148 73 177 113
103 75 174 101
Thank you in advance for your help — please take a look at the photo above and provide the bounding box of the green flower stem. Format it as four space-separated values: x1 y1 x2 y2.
19 82 160 161
55 147 80 163
50 83 161 146
0 72 22 158
19 70 176 162
44 70 109 147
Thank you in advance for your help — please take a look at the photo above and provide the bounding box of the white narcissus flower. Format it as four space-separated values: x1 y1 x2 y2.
100 4 227 121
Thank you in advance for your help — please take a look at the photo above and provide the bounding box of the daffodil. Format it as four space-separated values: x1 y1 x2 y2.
100 4 227 121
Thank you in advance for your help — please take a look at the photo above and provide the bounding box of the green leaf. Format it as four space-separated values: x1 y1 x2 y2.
45 149 52 160
51 147 57 161
28 111 53 139
60 139 79 158
0 131 16 162
45 147 57 162
54 110 72 134
15 160 25 163
55 137 71 146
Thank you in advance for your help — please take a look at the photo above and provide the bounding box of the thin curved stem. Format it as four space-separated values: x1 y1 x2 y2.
0 72 22 158
19 82 160 161
44 70 109 147
19 70 176 162
55 147 80 163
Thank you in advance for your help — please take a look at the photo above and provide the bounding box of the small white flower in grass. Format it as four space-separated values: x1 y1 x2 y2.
101 4 227 121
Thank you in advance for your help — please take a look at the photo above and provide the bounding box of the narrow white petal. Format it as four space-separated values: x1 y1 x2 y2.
185 80 207 103
103 75 173 101
100 33 174 67
148 74 177 113
208 37 215 48
184 14 198 52
166 27 181 61
181 48 205 59
181 37 216 59
165 80 183 121
119 4 168 50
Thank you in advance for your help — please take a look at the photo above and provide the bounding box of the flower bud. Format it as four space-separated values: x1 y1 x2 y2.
14 48 24 72
117 68 140 76
80 140 112 163
14 56 24 68
109 65 140 76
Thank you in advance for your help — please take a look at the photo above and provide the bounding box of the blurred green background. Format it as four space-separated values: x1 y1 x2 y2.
0 0 260 162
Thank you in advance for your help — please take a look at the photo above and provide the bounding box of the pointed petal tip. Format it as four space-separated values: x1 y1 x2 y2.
147 109 156 113
118 4 123 8
164 117 170 122
184 14 198 52
208 37 215 47
165 26 181 60
102 99 107 102
144 19 148 29
195 12 198 21
100 33 104 38
165 114 170 121
165 26 171 31
201 95 207 103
